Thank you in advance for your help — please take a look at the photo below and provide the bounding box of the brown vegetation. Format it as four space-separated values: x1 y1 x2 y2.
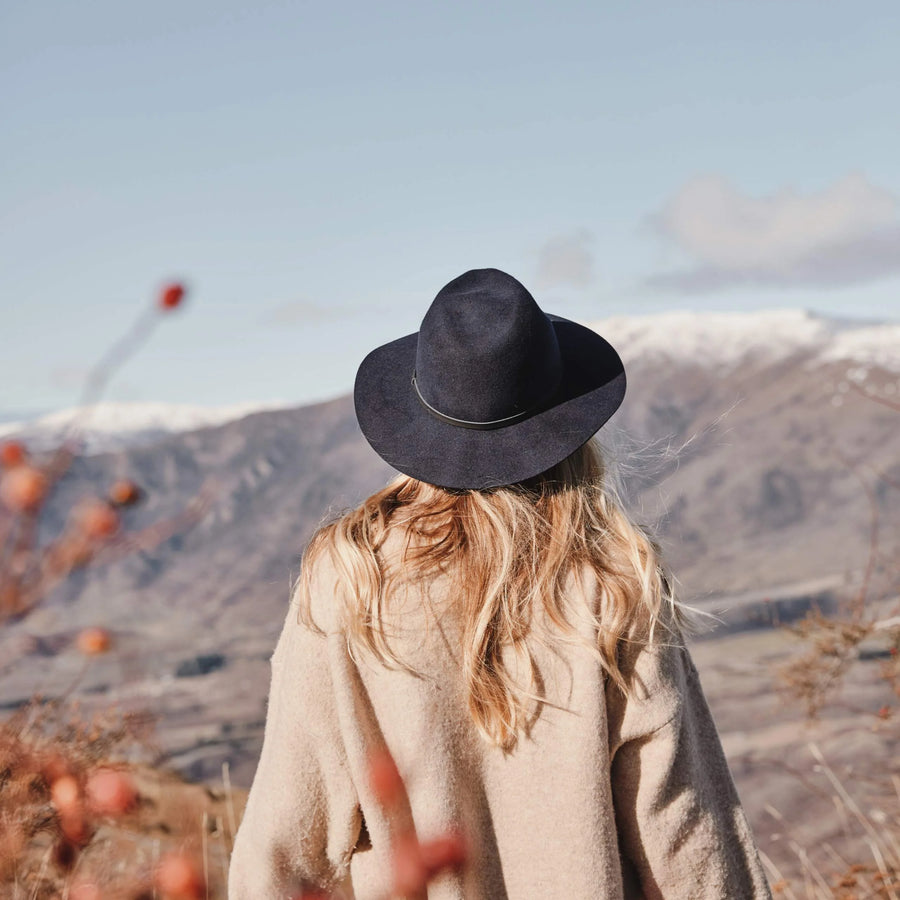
765 384 900 898
0 279 465 898
0 282 225 897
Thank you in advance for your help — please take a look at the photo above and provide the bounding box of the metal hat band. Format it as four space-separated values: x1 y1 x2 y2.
411 373 560 431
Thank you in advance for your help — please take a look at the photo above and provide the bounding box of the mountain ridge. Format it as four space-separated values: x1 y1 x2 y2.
1 307 897 786
2 307 897 454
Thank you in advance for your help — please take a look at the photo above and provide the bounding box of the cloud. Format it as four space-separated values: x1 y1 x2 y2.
259 299 344 326
535 229 595 289
645 174 900 292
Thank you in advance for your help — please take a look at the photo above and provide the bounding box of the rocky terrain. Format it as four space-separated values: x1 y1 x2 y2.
1 307 898 885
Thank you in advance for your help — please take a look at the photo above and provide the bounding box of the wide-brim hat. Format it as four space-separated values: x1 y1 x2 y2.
354 268 626 490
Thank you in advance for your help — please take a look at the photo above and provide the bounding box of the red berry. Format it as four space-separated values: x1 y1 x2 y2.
0 466 47 512
108 479 142 506
50 775 80 812
156 852 205 899
76 627 113 656
76 499 120 538
0 440 26 468
159 282 187 310
421 831 468 876
86 768 137 816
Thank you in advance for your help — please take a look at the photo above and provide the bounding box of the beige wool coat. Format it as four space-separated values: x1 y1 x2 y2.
229 534 773 899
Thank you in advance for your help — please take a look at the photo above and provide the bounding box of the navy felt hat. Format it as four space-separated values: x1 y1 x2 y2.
354 268 626 490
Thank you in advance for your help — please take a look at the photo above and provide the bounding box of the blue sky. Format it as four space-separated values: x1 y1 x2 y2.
2 0 899 416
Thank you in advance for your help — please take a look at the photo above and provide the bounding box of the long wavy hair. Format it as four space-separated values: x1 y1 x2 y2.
294 437 690 751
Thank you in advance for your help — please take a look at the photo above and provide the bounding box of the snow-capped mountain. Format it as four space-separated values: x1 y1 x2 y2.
2 308 896 456
592 308 900 371
0 400 296 454
1 305 898 789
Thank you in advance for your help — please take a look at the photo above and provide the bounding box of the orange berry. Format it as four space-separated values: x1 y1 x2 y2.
0 440 26 467
108 478 142 506
86 768 137 816
76 499 119 538
0 465 47 512
77 627 112 656
155 852 205 899
50 775 80 812
368 748 404 810
159 282 186 311
421 831 468 877
59 811 90 845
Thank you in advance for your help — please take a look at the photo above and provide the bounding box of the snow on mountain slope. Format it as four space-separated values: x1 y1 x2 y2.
590 308 900 371
0 400 295 454
1 308 897 455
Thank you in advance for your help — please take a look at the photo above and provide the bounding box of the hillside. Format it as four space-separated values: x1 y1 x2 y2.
0 307 898 792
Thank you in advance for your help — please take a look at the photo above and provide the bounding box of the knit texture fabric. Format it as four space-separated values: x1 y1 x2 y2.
229 539 773 899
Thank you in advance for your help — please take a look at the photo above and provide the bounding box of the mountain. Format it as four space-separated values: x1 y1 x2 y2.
1 307 898 787
0 400 296 454
592 308 900 598
596 307 898 370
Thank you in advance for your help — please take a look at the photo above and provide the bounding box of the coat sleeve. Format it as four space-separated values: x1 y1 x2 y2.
228 569 361 898
605 608 773 900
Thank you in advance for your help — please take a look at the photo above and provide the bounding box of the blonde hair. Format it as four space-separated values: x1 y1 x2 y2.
295 437 689 751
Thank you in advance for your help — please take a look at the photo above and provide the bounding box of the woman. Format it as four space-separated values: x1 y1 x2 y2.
229 268 773 899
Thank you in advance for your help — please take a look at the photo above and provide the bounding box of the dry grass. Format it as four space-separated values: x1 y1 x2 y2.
767 382 900 899
0 282 225 898
0 694 242 898
759 741 900 899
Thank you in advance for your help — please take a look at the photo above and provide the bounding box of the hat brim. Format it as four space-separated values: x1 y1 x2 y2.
353 315 626 490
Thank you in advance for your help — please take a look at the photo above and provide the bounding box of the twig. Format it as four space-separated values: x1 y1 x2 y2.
831 446 879 619
865 835 899 900
849 380 900 413
808 743 892 862
29 845 53 900
801 856 830 899
222 760 237 854
202 810 210 900
43 305 164 490
217 814 229 889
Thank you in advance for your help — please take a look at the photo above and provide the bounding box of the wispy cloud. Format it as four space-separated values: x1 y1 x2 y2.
645 173 900 292
535 229 595 289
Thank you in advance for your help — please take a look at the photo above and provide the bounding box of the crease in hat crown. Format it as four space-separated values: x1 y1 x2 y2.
413 268 564 427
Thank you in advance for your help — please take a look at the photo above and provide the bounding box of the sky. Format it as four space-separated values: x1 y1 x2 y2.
2 0 900 418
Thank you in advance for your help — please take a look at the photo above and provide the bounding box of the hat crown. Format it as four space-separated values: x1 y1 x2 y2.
414 269 562 423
